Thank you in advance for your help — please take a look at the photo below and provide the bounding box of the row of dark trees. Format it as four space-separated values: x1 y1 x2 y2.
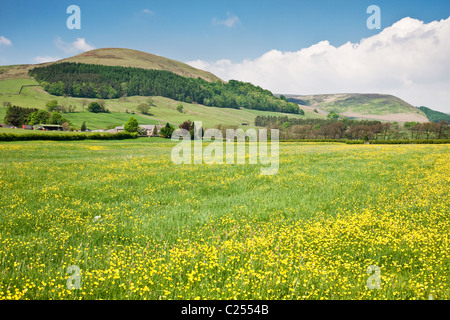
3 106 38 127
4 105 70 128
255 115 449 140
29 63 300 114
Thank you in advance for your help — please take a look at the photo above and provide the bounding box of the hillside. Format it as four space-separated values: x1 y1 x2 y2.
60 48 221 82
0 48 220 83
0 78 316 130
0 64 41 81
287 93 429 123
29 62 300 113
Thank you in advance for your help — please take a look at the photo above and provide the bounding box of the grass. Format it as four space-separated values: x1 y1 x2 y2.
61 111 160 129
0 78 40 94
0 65 37 81
0 78 322 130
0 140 448 300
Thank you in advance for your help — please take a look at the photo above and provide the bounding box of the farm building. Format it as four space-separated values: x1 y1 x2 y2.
139 124 164 137
110 126 124 134
34 124 63 131
110 124 164 136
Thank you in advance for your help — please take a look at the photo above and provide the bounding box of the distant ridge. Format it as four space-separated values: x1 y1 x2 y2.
287 93 429 123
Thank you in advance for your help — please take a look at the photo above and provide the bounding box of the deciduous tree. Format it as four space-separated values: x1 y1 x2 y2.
124 116 139 133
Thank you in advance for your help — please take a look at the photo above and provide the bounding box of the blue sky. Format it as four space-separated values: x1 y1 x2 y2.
1 0 449 111
0 0 448 64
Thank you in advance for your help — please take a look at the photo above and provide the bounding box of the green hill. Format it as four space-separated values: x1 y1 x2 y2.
60 48 221 82
288 93 429 123
418 106 450 124
0 48 220 83
0 78 318 130
28 62 300 113
0 48 315 129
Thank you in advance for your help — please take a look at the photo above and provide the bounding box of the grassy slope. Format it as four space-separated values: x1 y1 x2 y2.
0 78 322 130
288 93 429 122
0 78 39 94
0 64 41 81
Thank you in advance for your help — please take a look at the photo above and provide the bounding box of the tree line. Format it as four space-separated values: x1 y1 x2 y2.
255 115 449 140
3 105 70 129
29 62 300 114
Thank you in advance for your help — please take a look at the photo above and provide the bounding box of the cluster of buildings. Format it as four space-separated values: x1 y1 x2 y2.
104 124 165 136
0 124 64 131
1 123 166 136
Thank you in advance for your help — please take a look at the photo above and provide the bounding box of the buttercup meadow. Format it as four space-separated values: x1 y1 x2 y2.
0 139 448 300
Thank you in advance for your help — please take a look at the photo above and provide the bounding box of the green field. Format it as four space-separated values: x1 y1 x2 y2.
0 139 448 300
0 78 40 94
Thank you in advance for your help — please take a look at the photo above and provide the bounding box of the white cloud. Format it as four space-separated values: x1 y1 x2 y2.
188 16 450 113
55 37 95 54
213 12 240 28
0 36 12 46
34 56 61 64
142 9 153 15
